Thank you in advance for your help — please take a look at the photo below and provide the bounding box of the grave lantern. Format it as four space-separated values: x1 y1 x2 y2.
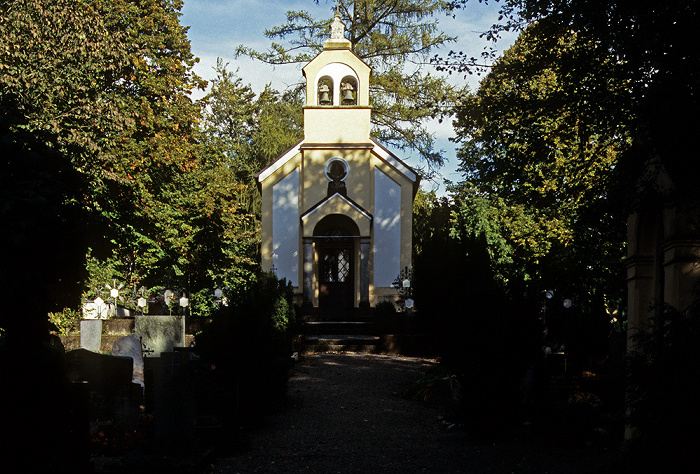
163 289 174 304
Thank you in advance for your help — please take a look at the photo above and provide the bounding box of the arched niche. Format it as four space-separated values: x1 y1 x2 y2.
317 76 334 105
315 62 359 106
340 76 357 105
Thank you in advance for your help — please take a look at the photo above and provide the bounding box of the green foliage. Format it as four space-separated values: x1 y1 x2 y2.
411 190 542 440
2 0 265 313
450 20 628 304
201 59 303 217
48 308 82 335
195 272 298 428
0 0 133 164
237 0 459 169
402 366 459 404
0 0 116 330
373 300 400 334
412 188 452 260
471 0 700 205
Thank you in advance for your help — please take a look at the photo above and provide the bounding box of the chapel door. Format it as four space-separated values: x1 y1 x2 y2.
318 236 354 314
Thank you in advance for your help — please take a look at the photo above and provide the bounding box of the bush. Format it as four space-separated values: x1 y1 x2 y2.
48 307 81 335
413 233 541 441
194 271 298 430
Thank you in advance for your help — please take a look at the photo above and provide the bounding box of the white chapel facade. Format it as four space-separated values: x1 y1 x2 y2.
257 14 418 312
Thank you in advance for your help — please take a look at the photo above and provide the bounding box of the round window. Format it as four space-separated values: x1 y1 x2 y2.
324 157 349 182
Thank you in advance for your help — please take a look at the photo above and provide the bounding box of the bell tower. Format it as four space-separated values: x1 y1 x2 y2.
301 12 371 144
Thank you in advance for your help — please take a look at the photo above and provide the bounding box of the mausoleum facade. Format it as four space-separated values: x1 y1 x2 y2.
257 14 418 312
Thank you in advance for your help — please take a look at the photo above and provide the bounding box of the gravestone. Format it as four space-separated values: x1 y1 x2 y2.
112 334 144 387
80 319 102 352
152 350 196 452
65 348 141 429
135 315 185 358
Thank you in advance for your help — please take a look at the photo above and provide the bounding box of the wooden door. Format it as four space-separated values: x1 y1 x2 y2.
318 239 354 313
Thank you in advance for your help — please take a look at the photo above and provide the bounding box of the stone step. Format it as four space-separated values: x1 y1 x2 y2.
302 334 381 354
303 320 375 335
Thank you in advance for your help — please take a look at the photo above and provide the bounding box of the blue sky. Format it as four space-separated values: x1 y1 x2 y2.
180 0 517 193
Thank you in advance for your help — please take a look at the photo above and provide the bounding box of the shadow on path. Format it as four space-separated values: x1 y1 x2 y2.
211 353 617 473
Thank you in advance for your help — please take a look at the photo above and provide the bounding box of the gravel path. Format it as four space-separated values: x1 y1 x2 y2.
210 352 618 473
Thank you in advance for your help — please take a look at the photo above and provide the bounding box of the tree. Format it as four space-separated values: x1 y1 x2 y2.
1 0 262 312
201 59 304 217
452 0 699 205
450 21 630 306
237 0 459 169
0 0 134 326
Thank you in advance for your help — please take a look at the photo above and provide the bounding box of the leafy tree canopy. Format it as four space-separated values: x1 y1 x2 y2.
450 0 699 205
236 0 461 170
201 59 304 217
450 20 629 303
1 0 262 314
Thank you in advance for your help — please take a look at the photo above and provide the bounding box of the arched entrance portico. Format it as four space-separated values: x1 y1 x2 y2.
300 195 372 313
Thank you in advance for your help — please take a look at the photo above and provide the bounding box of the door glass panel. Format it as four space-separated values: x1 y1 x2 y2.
322 248 351 283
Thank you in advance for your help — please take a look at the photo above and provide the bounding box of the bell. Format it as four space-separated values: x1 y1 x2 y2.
342 85 355 104
319 91 331 105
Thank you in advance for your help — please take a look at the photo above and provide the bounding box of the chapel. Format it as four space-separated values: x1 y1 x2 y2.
257 13 418 314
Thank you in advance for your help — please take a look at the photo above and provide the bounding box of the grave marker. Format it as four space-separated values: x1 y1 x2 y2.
79 320 102 352
135 315 185 358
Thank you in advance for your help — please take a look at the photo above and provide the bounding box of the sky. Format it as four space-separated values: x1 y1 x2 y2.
179 0 518 194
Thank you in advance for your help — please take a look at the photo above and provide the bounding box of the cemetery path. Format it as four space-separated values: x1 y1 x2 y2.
209 352 617 474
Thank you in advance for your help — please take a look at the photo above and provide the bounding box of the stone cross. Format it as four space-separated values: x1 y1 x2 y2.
331 11 345 40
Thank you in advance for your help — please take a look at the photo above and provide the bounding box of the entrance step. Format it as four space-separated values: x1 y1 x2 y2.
302 334 381 354
303 320 375 335
302 314 380 353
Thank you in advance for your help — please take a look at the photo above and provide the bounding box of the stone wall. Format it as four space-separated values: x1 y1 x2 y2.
58 317 204 352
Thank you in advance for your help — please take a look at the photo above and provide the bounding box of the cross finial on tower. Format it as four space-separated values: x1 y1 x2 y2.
330 8 345 40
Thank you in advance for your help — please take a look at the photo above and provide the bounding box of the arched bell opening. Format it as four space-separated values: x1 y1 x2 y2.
317 76 334 105
313 215 360 314
340 76 358 105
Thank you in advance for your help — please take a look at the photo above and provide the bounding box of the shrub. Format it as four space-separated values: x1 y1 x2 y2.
194 271 298 430
48 307 81 335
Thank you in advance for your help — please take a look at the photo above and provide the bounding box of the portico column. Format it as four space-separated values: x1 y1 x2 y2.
360 237 370 308
303 237 314 308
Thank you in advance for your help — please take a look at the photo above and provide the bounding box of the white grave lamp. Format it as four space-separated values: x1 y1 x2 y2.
93 296 104 319
163 289 174 305
179 294 189 317
137 296 147 314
